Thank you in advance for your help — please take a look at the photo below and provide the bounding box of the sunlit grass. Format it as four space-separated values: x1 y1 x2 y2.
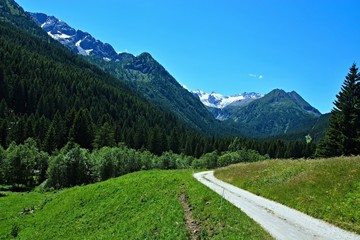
0 170 272 239
215 156 360 234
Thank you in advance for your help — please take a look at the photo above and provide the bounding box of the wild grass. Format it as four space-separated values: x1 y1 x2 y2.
0 170 272 239
214 156 360 234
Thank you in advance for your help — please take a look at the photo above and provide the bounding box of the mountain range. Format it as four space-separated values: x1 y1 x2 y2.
193 89 323 137
28 10 327 139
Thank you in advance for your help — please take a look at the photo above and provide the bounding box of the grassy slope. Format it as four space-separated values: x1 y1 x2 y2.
0 170 272 240
214 157 360 234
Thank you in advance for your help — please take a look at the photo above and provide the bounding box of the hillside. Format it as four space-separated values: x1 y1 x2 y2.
0 170 272 239
0 0 48 39
29 12 222 135
87 54 222 135
224 89 322 138
0 0 221 156
215 157 360 234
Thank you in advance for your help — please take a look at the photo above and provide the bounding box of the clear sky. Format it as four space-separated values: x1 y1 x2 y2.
16 0 360 113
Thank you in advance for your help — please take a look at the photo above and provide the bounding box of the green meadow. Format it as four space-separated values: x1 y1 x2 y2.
0 170 272 240
215 156 360 234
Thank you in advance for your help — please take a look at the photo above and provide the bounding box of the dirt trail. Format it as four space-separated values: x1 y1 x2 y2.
194 171 360 240
178 186 201 240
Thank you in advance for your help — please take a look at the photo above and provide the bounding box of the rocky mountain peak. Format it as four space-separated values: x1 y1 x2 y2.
29 12 128 61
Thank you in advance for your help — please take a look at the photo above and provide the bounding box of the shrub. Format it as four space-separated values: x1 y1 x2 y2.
47 146 95 189
3 138 49 187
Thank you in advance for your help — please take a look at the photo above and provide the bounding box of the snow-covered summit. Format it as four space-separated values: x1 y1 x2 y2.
192 90 263 109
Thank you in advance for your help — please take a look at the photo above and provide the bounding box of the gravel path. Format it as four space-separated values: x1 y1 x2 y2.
194 171 360 240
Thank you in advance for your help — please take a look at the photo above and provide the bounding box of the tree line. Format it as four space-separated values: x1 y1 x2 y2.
0 138 269 189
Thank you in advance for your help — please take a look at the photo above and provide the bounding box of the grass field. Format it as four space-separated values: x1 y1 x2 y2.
0 170 272 239
214 156 360 234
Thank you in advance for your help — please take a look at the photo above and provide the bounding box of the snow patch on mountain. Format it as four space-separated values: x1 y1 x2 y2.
47 31 71 41
75 39 87 56
192 90 263 109
86 49 94 55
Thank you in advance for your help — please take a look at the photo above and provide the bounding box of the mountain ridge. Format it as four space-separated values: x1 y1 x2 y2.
29 12 134 62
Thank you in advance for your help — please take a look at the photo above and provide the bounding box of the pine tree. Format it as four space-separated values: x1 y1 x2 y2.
0 120 7 147
69 109 94 149
93 122 115 149
316 63 360 157
0 65 6 100
43 124 57 153
51 111 66 148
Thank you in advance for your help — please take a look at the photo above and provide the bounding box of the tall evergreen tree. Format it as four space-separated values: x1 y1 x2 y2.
0 65 6 100
69 109 94 149
51 111 66 149
43 124 57 153
93 122 115 149
316 63 360 157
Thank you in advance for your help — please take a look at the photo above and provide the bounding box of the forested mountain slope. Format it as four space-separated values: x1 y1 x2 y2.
224 89 322 138
30 12 223 135
0 0 222 156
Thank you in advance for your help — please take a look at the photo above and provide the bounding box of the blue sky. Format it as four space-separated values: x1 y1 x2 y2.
17 0 360 113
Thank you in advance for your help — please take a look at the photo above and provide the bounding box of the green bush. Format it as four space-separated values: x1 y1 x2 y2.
218 149 268 167
47 146 95 189
3 138 49 187
193 149 267 169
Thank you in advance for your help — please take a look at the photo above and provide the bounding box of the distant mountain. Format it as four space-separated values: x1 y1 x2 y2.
192 89 322 137
224 89 322 137
308 113 331 142
192 90 263 121
192 90 263 109
30 12 222 135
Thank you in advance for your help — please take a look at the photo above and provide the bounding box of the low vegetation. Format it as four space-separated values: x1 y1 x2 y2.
0 170 272 239
214 157 360 234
